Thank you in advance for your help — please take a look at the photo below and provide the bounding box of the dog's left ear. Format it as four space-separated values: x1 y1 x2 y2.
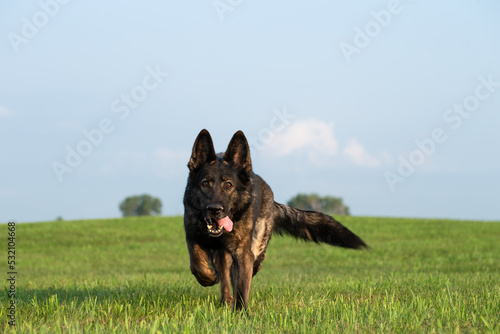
224 130 252 173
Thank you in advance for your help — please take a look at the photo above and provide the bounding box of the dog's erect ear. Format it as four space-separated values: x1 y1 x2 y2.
188 129 217 171
223 130 252 173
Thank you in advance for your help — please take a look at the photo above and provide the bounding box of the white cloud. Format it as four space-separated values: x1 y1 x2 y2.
342 138 381 167
259 118 391 168
265 119 339 161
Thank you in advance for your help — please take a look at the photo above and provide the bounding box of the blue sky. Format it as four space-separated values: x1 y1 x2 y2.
1 0 499 223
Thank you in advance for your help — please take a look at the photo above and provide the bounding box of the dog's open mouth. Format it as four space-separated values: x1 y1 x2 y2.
204 216 233 237
204 217 224 236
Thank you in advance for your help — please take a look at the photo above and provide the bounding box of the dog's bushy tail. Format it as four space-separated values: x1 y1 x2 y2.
272 202 368 249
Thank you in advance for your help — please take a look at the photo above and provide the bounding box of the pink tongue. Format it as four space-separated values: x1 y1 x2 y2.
217 216 233 232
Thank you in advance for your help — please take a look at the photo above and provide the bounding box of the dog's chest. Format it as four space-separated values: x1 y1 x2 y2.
250 216 273 258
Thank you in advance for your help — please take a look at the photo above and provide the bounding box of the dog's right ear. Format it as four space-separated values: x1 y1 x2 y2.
188 129 217 171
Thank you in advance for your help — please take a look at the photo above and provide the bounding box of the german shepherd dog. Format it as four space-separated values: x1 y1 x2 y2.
183 129 367 311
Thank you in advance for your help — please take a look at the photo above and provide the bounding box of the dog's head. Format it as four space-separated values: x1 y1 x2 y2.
185 129 253 237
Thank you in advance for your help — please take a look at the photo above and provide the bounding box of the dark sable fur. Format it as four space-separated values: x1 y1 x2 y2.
273 202 367 249
183 129 368 311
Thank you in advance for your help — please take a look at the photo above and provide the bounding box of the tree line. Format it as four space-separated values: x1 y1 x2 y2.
118 193 349 217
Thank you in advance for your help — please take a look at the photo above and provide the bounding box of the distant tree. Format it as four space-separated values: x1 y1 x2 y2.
287 193 350 216
119 194 162 217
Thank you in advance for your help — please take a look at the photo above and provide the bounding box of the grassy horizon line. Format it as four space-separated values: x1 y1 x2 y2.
10 213 500 225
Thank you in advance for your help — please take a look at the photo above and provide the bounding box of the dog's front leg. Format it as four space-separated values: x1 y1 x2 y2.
232 248 255 311
186 240 218 286
213 249 233 306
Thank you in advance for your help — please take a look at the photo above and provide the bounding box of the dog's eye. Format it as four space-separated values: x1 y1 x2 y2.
224 182 232 189
201 181 209 187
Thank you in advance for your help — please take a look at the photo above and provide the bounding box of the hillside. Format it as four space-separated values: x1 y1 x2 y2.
2 216 499 333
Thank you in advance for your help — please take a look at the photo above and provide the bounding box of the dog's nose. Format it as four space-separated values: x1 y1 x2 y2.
206 204 223 216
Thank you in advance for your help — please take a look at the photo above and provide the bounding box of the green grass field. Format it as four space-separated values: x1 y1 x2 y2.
1 216 499 333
